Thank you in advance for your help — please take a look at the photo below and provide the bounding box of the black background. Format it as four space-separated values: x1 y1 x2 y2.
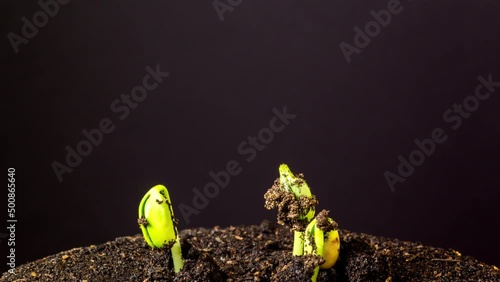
3 0 500 274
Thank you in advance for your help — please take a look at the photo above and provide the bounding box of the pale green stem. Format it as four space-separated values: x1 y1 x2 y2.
311 267 319 282
293 231 304 256
171 236 184 273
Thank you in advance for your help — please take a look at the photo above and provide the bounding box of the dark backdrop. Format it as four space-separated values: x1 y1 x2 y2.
3 0 500 273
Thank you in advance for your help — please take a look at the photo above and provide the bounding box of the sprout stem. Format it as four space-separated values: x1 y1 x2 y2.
293 231 304 256
138 185 184 274
171 236 184 273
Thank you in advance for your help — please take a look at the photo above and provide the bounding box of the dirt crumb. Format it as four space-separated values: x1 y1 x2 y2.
264 178 318 231
316 210 339 232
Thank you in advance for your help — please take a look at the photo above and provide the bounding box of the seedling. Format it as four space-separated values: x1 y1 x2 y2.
278 164 316 223
138 184 184 273
265 164 340 281
265 164 318 255
304 210 340 282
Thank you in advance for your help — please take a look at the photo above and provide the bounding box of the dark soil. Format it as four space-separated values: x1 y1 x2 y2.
2 221 498 281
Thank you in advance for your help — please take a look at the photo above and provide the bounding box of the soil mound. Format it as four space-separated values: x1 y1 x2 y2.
2 221 498 281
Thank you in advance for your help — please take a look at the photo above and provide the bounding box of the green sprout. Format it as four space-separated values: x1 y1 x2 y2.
264 164 318 256
304 210 340 282
278 164 316 222
138 184 184 273
265 164 341 281
278 164 316 256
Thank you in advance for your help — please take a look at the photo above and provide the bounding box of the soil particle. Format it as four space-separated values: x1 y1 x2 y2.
264 179 318 231
2 221 498 281
138 217 148 226
315 210 338 232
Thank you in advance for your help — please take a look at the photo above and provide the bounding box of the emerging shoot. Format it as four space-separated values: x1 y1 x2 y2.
264 164 341 280
138 184 184 273
304 210 340 282
278 164 316 223
264 164 318 256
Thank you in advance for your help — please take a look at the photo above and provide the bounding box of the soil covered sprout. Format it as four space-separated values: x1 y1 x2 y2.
264 164 340 281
